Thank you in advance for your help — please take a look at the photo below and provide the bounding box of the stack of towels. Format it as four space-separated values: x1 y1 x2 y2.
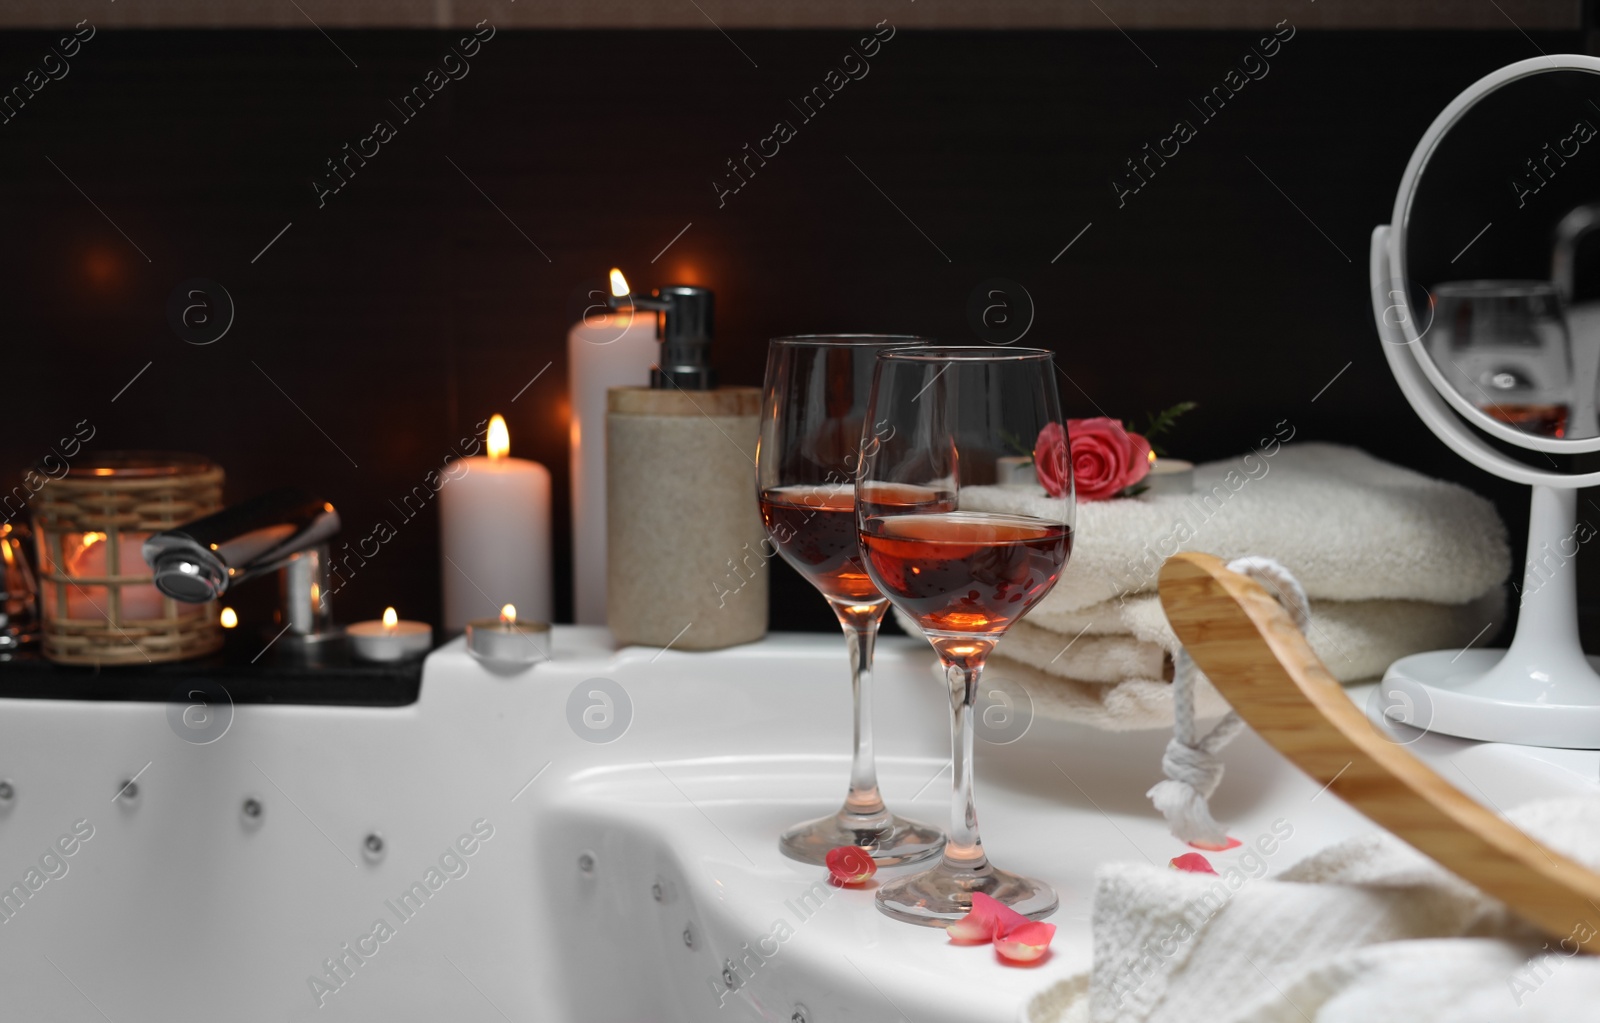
898 444 1511 729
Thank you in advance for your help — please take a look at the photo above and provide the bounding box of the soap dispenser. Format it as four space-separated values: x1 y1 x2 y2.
604 283 767 650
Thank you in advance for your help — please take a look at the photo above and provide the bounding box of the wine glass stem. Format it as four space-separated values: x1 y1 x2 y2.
838 607 889 823
943 659 988 871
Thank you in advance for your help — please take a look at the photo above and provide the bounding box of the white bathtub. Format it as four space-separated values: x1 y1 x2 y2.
1 629 1593 1021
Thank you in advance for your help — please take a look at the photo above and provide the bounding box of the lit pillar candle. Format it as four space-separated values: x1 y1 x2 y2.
439 415 552 630
568 268 658 624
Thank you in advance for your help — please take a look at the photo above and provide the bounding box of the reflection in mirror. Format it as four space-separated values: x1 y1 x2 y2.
1427 281 1575 437
1403 69 1600 440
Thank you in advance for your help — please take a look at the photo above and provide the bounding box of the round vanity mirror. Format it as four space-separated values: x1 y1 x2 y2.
1396 64 1600 447
1372 56 1600 747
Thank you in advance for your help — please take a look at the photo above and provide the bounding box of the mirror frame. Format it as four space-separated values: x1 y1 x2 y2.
1376 55 1600 486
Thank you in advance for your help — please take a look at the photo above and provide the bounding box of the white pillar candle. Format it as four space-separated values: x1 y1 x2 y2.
439 415 552 630
568 269 658 624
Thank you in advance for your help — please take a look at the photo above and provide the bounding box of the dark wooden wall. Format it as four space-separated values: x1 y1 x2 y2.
0 27 1582 635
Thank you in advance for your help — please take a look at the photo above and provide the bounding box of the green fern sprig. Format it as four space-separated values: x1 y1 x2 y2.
1140 401 1197 458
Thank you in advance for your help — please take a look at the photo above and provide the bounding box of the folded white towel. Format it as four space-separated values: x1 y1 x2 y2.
999 620 1167 684
959 443 1510 612
1025 796 1600 1023
893 588 1503 731
982 653 1228 732
994 588 1505 687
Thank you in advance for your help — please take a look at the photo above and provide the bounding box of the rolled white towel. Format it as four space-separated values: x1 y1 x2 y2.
1025 796 1600 1023
958 442 1510 613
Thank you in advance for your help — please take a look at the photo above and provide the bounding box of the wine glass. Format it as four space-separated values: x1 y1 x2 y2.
757 336 946 866
1427 280 1575 437
856 346 1073 924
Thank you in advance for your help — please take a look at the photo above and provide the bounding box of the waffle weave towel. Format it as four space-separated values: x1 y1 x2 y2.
1025 797 1600 1023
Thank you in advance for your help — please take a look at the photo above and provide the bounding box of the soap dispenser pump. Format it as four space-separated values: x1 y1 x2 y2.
611 283 717 391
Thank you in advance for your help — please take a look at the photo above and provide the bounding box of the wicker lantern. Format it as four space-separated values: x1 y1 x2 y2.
33 452 225 665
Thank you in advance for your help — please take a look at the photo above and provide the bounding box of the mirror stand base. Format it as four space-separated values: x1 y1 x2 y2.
1380 485 1600 750
1381 649 1600 749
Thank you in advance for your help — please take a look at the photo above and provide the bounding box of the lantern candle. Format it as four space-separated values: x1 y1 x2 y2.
346 606 433 662
439 414 553 630
63 530 166 621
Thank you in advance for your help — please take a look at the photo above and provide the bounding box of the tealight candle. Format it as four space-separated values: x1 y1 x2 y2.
996 455 1037 487
465 603 550 669
347 606 433 663
1144 457 1195 496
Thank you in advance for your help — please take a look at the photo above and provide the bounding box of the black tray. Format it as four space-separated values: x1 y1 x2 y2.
0 630 425 706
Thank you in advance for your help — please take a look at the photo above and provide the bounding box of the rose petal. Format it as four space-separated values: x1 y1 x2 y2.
825 846 877 887
995 920 1056 963
945 903 999 943
946 891 1031 943
1169 852 1217 874
1188 836 1242 852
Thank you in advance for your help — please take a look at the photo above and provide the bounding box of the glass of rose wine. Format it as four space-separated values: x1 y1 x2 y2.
856 346 1073 924
758 336 946 866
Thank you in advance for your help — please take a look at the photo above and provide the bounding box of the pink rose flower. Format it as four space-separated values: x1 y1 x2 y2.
1033 422 1071 498
1035 418 1151 502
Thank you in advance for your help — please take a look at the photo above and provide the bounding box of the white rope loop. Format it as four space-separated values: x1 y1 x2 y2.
1147 556 1310 847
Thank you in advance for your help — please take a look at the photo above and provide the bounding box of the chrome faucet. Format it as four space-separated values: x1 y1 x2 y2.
142 489 342 645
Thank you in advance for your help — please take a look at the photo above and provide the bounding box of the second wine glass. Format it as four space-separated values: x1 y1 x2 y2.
758 335 946 866
856 346 1074 924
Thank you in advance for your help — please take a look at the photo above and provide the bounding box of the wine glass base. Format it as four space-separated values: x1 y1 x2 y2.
875 860 1058 926
778 810 945 867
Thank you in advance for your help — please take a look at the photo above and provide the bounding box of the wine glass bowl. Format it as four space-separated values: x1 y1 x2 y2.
858 510 1073 639
855 346 1073 925
757 336 947 867
1427 281 1575 438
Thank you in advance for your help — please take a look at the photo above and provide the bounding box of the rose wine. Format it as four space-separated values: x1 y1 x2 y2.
859 511 1072 634
760 483 952 604
1482 402 1569 438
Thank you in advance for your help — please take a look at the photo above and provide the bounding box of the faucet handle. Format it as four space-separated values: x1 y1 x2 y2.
143 489 340 602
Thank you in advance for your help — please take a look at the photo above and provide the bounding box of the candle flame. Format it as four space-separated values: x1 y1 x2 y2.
500 603 516 624
609 268 629 298
219 607 238 629
0 540 12 566
1148 449 1158 464
487 414 510 460
383 606 398 628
